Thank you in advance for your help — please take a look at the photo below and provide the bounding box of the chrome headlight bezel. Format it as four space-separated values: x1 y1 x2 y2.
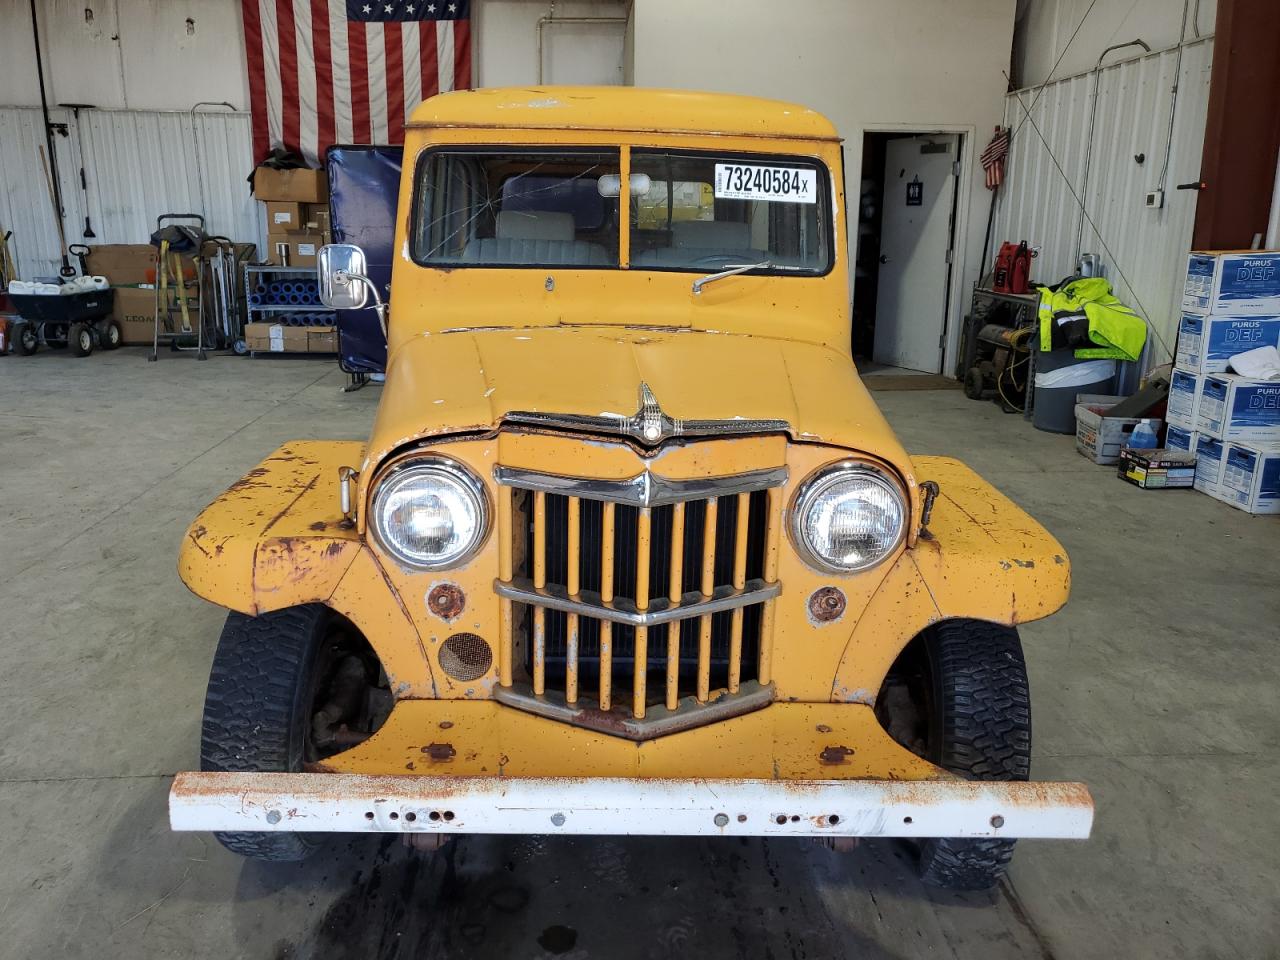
369 456 490 570
789 460 908 574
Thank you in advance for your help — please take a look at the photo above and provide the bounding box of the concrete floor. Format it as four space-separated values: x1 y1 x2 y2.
1 346 1277 959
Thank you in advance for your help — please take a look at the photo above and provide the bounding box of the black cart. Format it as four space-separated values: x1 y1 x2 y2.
8 288 119 357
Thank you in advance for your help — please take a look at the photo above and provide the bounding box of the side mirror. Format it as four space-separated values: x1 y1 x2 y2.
318 243 370 309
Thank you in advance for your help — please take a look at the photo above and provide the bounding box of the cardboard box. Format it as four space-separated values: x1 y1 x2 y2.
1195 373 1280 441
264 201 306 230
85 243 202 286
1216 442 1280 514
1117 448 1197 489
1166 425 1198 454
1174 313 1280 373
266 231 325 267
1183 250 1280 316
254 167 328 203
1166 369 1202 430
245 321 310 353
307 325 338 353
1194 436 1225 494
305 205 331 233
1073 394 1155 465
109 285 158 344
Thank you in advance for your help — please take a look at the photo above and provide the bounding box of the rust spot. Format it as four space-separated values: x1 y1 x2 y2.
405 761 416 771
422 742 456 762
309 520 329 531
1012 559 1036 569
808 587 846 623
819 745 856 765
324 541 346 558
427 583 467 621
439 720 454 729
815 724 832 733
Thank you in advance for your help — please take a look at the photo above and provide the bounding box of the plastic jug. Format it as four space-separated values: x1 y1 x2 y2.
1126 418 1159 450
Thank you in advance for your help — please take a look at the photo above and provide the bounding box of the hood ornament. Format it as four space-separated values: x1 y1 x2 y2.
504 382 790 448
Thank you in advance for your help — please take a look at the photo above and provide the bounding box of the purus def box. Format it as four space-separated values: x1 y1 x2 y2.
1174 313 1280 373
1117 448 1197 489
1166 369 1202 430
1183 250 1280 316
1165 425 1198 454
1196 374 1280 441
1216 442 1280 514
1193 436 1225 494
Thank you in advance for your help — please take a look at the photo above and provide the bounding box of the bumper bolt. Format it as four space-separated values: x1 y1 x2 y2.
550 812 566 827
713 813 729 827
266 809 282 825
990 815 1005 828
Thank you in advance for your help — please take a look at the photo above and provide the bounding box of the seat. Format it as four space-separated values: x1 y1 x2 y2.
631 219 767 267
462 210 610 266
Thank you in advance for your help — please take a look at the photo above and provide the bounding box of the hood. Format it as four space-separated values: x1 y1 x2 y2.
365 326 916 483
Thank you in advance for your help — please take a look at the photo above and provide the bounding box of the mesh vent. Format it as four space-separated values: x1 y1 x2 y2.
439 633 493 681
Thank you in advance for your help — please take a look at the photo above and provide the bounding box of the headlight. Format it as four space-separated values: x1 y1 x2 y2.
791 462 907 573
371 458 489 569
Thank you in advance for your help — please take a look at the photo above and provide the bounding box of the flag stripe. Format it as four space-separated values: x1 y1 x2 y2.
420 19 439 98
294 0 317 160
384 21 405 144
402 21 422 130
261 0 284 154
452 18 470 93
276 0 301 153
437 20 454 97
242 0 271 162
312 0 336 154
348 19 371 143
367 22 388 143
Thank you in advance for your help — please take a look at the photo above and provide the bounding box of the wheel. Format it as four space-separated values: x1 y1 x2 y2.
963 366 986 400
200 604 389 861
232 338 249 356
97 320 122 350
47 323 68 348
877 619 1031 891
68 322 94 357
13 323 39 356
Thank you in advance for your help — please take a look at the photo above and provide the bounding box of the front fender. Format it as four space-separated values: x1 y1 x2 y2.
178 442 365 615
830 455 1070 702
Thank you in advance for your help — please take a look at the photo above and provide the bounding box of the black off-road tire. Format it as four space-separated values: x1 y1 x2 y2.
13 323 39 355
68 322 93 357
917 619 1031 891
200 604 333 862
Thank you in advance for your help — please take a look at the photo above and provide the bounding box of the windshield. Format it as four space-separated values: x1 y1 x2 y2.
629 150 830 275
412 149 621 267
410 147 831 275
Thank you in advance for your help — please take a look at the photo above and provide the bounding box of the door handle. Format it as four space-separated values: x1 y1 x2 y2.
879 255 890 264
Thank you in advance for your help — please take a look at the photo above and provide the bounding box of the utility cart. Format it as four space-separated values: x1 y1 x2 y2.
8 286 120 357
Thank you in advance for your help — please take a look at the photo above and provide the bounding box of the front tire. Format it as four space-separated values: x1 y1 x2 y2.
878 619 1032 891
200 605 332 862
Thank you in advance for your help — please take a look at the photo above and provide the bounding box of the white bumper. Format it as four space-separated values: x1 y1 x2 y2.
169 772 1093 839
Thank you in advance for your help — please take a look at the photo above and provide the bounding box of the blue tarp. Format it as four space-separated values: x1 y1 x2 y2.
325 145 403 375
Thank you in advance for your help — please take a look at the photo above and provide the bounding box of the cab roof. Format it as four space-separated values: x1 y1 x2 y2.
407 86 841 141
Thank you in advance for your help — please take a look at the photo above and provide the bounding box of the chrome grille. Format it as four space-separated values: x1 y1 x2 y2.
493 465 784 738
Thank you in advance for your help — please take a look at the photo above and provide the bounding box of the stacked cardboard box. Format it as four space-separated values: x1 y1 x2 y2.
255 168 331 267
1174 250 1280 513
244 322 338 355
86 244 200 344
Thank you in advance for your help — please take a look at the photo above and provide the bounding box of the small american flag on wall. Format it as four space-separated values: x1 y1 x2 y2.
980 125 1010 191
241 0 472 165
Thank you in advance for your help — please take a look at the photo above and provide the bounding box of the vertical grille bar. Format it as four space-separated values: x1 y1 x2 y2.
532 490 547 696
565 496 581 704
497 485 514 687
666 502 686 710
728 491 752 693
633 507 652 719
758 487 781 686
696 496 718 702
599 501 616 711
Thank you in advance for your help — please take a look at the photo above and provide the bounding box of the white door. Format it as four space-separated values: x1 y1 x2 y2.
872 135 959 374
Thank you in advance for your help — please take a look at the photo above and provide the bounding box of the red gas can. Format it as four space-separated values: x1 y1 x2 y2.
992 241 1033 294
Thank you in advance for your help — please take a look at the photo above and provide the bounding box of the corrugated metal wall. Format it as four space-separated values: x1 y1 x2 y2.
0 106 262 279
994 37 1214 365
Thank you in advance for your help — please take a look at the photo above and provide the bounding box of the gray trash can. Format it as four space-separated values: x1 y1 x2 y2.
1032 341 1117 434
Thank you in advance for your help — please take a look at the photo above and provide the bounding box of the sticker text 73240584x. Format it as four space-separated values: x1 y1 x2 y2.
714 164 817 204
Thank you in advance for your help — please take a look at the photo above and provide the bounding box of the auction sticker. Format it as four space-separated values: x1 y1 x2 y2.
714 164 817 203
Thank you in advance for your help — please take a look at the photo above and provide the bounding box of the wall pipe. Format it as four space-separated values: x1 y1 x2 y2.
1073 39 1151 261
536 1 628 84
28 0 75 276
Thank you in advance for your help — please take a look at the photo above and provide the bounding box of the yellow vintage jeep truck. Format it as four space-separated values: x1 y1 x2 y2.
170 87 1092 891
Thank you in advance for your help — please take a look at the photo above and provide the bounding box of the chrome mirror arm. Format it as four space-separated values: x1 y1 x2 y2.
334 270 388 338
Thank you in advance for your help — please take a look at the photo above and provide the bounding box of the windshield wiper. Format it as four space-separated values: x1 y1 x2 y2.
691 260 772 295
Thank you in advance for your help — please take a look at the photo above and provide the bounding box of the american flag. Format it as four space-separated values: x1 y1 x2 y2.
980 125 1010 191
241 0 471 165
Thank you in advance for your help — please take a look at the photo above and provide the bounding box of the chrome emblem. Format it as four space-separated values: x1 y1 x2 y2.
503 382 790 447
